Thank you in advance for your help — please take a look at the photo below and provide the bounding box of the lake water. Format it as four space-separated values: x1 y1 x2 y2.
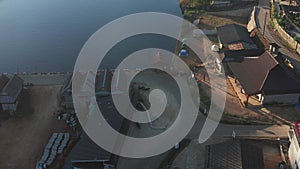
0 0 182 73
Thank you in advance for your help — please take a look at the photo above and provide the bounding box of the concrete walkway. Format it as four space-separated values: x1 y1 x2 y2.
19 73 70 85
214 124 290 138
188 109 291 139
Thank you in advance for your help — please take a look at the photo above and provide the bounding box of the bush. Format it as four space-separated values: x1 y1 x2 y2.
277 18 282 25
185 10 197 18
271 5 276 18
277 11 283 18
270 19 275 28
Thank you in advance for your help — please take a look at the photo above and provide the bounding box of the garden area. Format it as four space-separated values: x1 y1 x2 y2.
271 4 300 41
287 11 300 27
272 5 289 29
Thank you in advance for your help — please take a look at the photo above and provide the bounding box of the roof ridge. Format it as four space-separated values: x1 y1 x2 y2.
267 51 279 64
260 64 283 93
259 52 279 93
259 68 271 93
247 51 279 92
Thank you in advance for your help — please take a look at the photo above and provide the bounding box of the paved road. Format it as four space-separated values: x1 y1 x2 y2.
215 123 290 138
188 114 290 140
116 111 290 169
256 0 300 70
115 58 291 169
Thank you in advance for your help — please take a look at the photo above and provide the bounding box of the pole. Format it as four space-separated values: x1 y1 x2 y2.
263 11 268 36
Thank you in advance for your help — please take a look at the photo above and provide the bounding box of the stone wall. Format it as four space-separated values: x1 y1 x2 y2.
272 13 300 54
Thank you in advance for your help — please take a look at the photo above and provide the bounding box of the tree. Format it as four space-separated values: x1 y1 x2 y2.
180 0 193 7
180 0 211 7
195 0 211 6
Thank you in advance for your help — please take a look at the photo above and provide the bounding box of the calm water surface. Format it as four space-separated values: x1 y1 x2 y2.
0 0 182 73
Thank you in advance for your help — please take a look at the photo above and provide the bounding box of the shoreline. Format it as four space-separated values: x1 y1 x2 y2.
3 68 150 85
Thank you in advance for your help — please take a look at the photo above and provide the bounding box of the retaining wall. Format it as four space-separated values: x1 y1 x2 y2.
272 5 300 54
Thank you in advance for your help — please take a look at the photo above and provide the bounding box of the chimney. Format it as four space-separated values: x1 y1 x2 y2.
269 43 280 55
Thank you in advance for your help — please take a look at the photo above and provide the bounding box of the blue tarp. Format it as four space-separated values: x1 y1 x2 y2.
179 49 188 57
296 104 300 110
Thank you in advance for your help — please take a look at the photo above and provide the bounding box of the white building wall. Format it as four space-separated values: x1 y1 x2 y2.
263 93 300 104
289 131 300 169
1 102 18 114
0 95 13 104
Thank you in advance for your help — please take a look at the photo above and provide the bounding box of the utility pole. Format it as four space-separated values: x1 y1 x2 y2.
263 11 268 36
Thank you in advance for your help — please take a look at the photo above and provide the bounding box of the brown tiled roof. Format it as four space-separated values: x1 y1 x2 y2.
262 65 300 95
0 75 9 92
228 42 245 50
1 75 24 98
205 140 242 169
205 140 264 169
228 51 300 95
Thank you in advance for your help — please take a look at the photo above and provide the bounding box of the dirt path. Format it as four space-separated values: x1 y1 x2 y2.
0 85 71 169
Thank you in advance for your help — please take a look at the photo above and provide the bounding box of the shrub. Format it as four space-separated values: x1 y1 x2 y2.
186 10 197 17
270 20 275 28
271 5 276 18
277 18 282 25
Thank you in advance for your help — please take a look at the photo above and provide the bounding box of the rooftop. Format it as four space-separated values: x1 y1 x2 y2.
0 75 24 99
64 92 126 168
0 75 9 92
58 69 138 168
205 140 264 169
228 52 300 95
216 24 254 45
